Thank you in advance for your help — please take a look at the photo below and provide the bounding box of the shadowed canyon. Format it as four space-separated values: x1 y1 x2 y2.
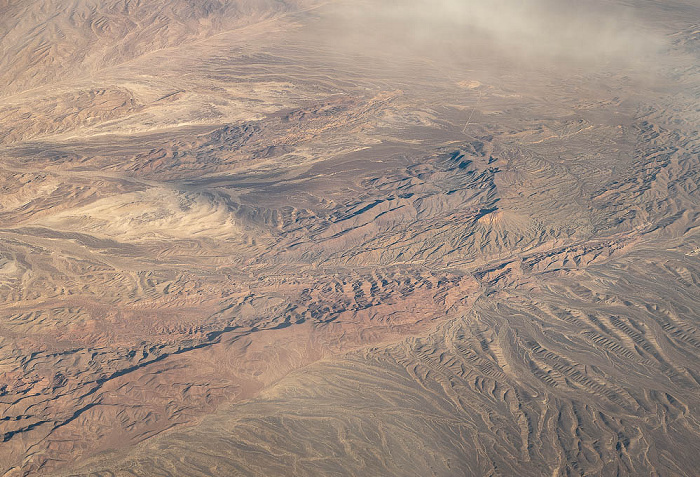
1 0 699 475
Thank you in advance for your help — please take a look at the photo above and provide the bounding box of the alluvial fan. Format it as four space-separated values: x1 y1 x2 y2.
0 0 699 476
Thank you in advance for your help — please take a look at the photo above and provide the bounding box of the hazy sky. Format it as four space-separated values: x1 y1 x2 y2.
323 0 666 72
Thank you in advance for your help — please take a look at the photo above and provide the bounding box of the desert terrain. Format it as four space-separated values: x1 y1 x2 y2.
0 0 699 475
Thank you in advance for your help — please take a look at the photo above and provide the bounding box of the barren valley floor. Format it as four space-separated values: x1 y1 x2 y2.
0 0 699 475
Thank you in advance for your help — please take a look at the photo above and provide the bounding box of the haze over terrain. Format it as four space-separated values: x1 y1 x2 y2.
0 0 699 475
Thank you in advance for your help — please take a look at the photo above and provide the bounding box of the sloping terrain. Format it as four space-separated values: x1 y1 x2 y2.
0 0 699 476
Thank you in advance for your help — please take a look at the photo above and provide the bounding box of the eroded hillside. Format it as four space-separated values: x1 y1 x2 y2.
1 0 699 475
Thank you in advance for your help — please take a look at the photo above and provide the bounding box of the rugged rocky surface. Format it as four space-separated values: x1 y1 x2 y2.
1 0 699 475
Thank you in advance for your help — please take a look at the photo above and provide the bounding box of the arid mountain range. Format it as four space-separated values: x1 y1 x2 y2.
1 0 699 475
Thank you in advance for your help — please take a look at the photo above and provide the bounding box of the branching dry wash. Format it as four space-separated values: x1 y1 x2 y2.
0 0 699 476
